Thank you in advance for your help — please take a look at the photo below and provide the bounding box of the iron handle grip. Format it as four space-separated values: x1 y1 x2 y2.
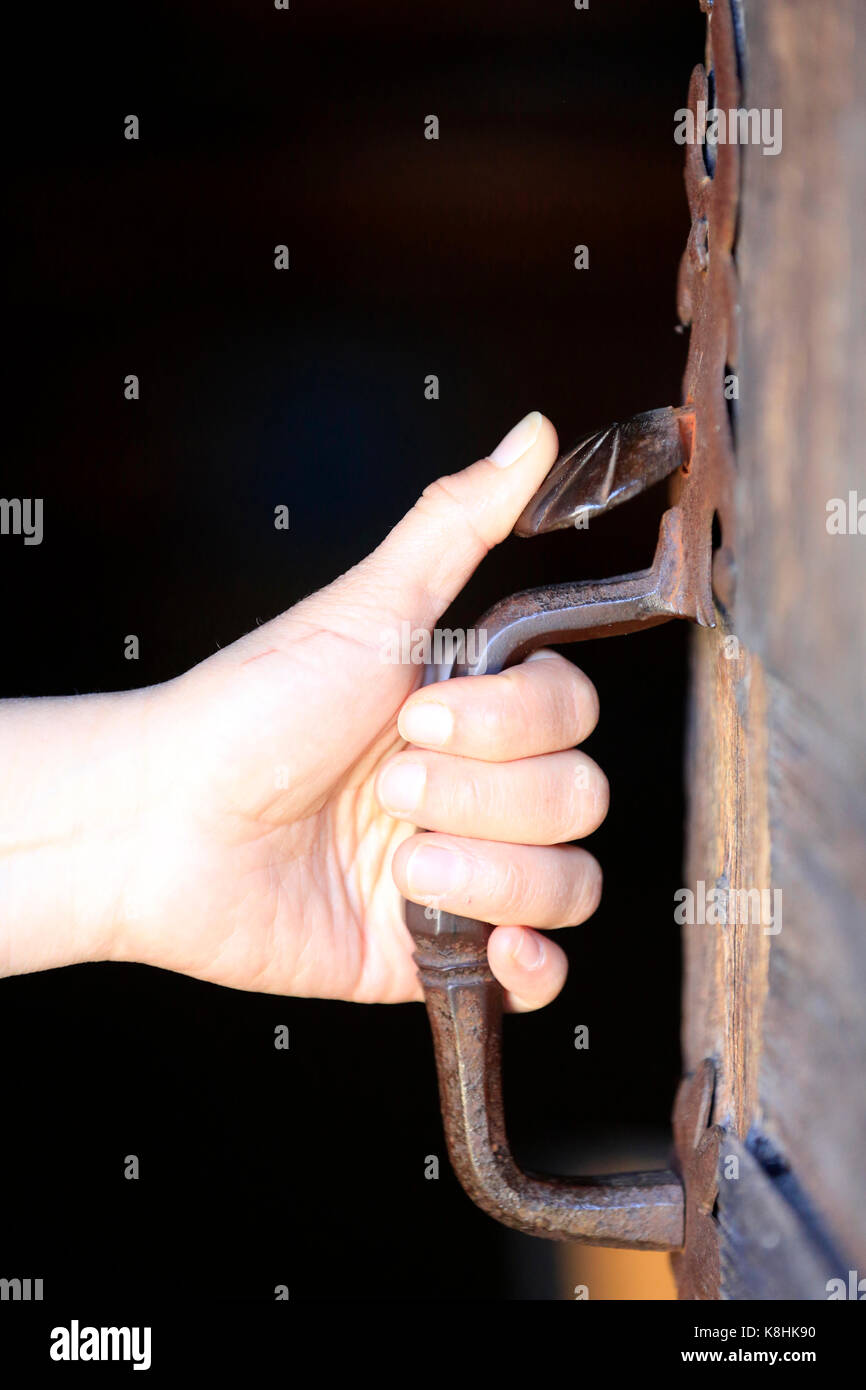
405 565 686 1249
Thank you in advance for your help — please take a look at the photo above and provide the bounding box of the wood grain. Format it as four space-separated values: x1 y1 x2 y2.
681 0 866 1293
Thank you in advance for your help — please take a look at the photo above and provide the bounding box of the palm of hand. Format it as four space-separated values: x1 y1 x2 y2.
130 603 424 1002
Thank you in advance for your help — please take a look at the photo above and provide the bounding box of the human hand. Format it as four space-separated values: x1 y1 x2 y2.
0 412 608 1009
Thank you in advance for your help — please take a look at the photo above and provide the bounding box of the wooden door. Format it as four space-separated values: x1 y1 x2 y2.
676 0 866 1301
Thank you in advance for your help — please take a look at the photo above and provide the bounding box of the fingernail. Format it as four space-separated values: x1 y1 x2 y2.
378 761 427 813
488 411 542 468
407 843 468 898
400 701 454 748
511 928 545 971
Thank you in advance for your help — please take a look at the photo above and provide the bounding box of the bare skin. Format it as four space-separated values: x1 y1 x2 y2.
0 412 608 1011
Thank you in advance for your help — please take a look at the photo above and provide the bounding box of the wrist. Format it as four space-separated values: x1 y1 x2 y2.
0 686 158 977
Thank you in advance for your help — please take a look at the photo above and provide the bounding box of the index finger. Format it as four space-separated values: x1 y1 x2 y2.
396 649 599 761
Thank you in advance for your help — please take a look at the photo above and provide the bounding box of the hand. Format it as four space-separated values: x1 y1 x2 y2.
0 412 607 1009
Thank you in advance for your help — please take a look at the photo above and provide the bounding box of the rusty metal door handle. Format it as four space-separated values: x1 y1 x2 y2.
405 0 741 1249
403 0 740 1258
405 397 731 1251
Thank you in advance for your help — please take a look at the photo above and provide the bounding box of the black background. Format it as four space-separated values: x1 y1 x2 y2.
2 1 703 1302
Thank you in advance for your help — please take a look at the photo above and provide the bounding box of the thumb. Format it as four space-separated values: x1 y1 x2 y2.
339 411 558 630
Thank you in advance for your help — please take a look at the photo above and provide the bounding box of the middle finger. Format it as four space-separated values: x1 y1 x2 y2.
376 748 609 845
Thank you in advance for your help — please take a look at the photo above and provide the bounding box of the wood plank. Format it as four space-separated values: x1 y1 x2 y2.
680 0 866 1293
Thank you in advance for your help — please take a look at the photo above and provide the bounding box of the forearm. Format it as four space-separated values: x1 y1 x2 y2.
0 689 153 977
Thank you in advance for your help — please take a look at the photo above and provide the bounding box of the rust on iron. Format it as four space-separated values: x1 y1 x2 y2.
406 0 740 1252
671 1060 724 1299
407 898 684 1249
674 0 740 628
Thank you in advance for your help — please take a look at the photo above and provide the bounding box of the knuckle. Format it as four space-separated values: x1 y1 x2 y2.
570 668 600 739
569 756 608 831
565 854 603 924
418 474 459 511
499 666 535 726
496 855 532 922
549 679 576 737
518 656 599 748
544 756 604 842
450 765 486 822
580 761 610 833
551 800 583 845
420 476 490 557
477 690 509 743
